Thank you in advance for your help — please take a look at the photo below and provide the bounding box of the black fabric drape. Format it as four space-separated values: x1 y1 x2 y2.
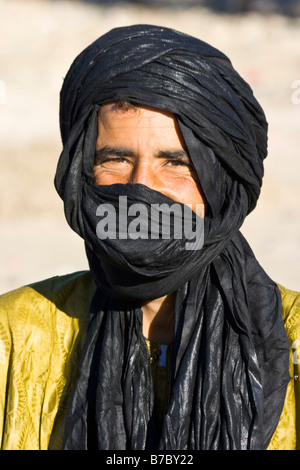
54 25 290 450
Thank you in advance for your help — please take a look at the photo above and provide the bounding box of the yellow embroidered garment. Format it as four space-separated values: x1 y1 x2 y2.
0 271 299 450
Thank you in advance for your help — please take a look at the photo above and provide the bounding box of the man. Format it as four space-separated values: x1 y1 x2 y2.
0 25 299 450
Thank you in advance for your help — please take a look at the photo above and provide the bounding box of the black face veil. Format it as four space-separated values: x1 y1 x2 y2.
55 25 290 450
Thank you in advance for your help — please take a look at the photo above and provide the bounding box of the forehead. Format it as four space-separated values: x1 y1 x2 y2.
98 103 178 129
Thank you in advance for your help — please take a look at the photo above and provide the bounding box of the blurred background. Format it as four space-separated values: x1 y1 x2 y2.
0 0 299 294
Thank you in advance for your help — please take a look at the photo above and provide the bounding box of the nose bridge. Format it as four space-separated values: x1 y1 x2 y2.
130 159 153 186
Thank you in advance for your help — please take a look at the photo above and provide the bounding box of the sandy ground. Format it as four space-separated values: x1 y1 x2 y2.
0 0 299 294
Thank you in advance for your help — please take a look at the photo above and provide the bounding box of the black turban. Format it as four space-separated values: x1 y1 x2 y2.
55 25 290 450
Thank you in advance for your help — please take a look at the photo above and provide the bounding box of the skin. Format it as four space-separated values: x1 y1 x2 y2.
94 102 204 344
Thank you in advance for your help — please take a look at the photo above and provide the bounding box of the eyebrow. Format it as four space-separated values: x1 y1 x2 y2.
94 146 190 164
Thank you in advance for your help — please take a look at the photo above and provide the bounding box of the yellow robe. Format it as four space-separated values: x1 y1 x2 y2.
0 271 299 450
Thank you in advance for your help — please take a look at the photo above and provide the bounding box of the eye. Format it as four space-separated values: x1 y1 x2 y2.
94 147 134 166
165 159 190 167
107 157 127 163
99 156 130 166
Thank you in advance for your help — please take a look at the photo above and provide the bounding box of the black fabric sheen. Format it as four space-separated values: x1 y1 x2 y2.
54 25 290 450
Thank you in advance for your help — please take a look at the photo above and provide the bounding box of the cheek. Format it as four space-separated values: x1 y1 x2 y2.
94 167 128 185
160 177 204 206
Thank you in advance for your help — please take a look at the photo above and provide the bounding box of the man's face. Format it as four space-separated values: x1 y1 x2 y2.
94 103 204 212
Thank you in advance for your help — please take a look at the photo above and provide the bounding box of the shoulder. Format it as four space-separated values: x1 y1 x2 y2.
268 285 300 450
278 284 300 342
0 270 96 330
0 271 96 450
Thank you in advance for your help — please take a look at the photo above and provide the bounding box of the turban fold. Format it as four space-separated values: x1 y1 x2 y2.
55 25 290 450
